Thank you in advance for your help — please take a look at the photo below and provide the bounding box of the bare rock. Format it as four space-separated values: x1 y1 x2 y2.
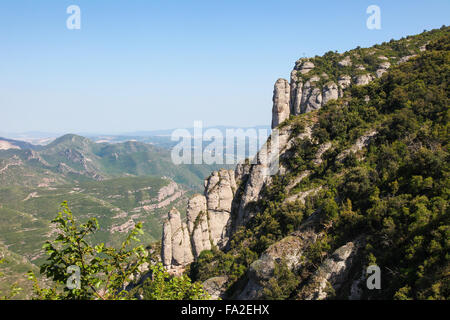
337 130 377 161
301 80 323 113
300 239 364 300
290 69 303 115
398 55 417 64
237 229 319 299
375 61 391 78
271 78 291 129
161 220 172 266
204 169 236 247
161 208 196 269
182 222 194 265
186 194 210 257
168 208 184 266
354 74 374 86
322 82 339 105
338 75 352 97
298 61 315 74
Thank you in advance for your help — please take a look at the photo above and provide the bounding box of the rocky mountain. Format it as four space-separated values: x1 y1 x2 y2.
158 26 449 300
161 169 237 274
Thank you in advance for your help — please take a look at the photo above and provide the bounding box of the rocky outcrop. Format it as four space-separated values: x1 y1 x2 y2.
186 194 210 257
236 222 320 299
157 181 178 201
271 79 291 129
272 54 383 128
398 54 417 64
338 56 352 67
322 82 339 105
354 73 374 86
234 122 298 227
375 61 391 78
337 130 377 161
204 169 237 247
161 169 236 270
299 239 364 300
300 78 323 113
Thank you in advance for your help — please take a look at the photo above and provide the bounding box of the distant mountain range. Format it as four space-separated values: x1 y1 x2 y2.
0 125 271 146
0 133 231 188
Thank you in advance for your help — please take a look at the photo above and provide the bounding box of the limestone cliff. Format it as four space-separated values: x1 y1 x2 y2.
158 27 447 300
161 169 236 270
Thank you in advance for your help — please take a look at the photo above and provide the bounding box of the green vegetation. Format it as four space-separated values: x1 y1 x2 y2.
0 131 231 294
191 27 449 300
0 176 193 298
296 25 449 88
24 202 209 300
0 133 222 189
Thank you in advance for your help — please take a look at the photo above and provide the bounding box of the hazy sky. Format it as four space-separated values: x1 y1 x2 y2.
0 0 449 134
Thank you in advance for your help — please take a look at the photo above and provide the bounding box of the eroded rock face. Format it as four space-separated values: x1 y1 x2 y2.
301 80 323 113
204 169 236 247
290 70 303 115
299 239 364 300
161 219 172 266
271 54 385 127
322 82 339 105
337 130 377 161
376 61 391 78
186 194 209 257
354 73 374 86
162 170 236 269
272 78 291 129
398 54 417 63
338 56 352 67
298 61 315 74
237 227 320 299
234 124 295 228
161 208 193 268
338 75 352 97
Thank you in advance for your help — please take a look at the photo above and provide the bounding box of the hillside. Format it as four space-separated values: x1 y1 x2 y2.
0 133 225 189
155 26 449 300
0 133 231 298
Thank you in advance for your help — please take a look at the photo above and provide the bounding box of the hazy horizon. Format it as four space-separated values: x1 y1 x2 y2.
1 0 449 133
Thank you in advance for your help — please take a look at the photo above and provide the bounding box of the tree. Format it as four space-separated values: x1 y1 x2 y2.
28 201 210 300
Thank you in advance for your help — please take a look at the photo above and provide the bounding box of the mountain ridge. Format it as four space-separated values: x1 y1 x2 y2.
156 26 450 300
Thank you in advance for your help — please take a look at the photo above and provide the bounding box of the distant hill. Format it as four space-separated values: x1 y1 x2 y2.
0 133 230 189
158 26 450 300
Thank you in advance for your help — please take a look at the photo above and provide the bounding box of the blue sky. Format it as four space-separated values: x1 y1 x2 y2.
0 0 448 134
